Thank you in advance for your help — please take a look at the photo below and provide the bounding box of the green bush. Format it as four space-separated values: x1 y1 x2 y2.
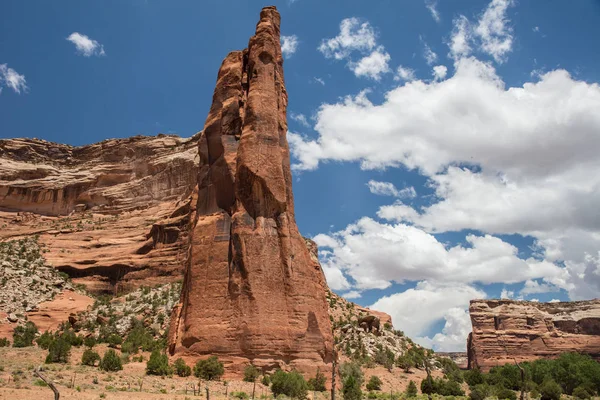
469 383 493 400
232 391 249 400
45 337 71 363
366 376 382 391
539 379 562 400
406 380 418 397
262 374 271 386
271 370 308 399
421 376 436 396
573 385 593 400
342 374 362 400
496 387 517 400
244 364 260 382
0 337 9 347
81 349 101 366
99 349 123 372
121 320 157 354
84 336 97 348
106 334 122 348
193 356 224 380
464 368 485 387
173 358 191 377
13 321 38 347
307 368 327 392
436 378 465 396
36 331 54 350
146 349 171 376
396 353 414 373
340 362 364 386
60 329 84 346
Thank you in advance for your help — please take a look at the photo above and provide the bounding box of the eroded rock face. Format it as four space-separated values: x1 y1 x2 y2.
468 299 600 371
168 6 334 376
0 134 200 293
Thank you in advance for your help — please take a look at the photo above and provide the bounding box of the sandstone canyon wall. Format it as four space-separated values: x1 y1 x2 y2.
0 134 199 293
167 6 334 375
468 299 600 371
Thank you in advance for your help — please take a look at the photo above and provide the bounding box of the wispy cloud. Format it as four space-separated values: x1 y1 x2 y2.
394 66 416 82
0 64 27 94
66 32 105 57
281 35 299 58
425 0 441 23
290 112 311 128
367 180 416 198
422 40 438 65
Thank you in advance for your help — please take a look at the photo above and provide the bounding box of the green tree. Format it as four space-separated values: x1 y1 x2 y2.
469 384 492 400
193 356 224 380
13 321 37 347
366 376 382 391
0 337 9 347
342 375 362 400
84 336 97 348
340 362 364 386
421 375 436 396
496 387 517 400
464 368 485 387
271 370 308 399
81 349 101 366
244 364 260 382
396 353 415 373
308 368 327 392
106 334 122 348
146 349 171 376
99 349 123 372
173 358 191 377
36 331 55 350
45 336 71 363
406 380 418 397
539 379 562 400
573 385 593 400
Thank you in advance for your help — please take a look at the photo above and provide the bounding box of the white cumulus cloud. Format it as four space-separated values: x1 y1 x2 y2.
318 18 377 60
350 47 391 80
367 180 416 198
66 32 105 57
281 35 299 58
0 64 27 94
432 65 447 80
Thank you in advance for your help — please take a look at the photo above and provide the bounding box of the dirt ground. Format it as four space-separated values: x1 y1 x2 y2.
0 345 444 400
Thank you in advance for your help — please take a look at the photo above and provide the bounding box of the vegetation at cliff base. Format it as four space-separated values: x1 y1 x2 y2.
270 369 309 399
193 355 224 380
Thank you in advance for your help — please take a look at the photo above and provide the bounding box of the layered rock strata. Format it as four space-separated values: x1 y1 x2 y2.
168 6 334 375
468 299 600 371
0 134 199 293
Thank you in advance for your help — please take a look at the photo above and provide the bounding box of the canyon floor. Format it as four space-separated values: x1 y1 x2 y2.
0 344 445 400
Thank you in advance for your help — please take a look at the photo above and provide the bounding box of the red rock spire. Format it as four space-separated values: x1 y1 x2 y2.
168 6 334 377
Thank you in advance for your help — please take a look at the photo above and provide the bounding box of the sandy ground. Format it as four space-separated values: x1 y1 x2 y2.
0 345 447 400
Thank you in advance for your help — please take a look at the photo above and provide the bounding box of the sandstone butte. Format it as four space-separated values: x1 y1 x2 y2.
0 6 337 377
468 299 600 371
167 6 334 376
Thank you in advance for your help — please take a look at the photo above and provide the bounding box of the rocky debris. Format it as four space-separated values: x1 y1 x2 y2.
73 282 181 338
436 352 468 369
468 299 600 371
0 237 74 325
168 6 334 378
0 134 200 293
326 291 431 369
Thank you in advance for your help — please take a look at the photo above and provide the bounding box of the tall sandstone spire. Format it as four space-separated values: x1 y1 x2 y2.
168 6 334 375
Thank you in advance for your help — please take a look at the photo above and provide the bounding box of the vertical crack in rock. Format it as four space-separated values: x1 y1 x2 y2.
169 6 334 377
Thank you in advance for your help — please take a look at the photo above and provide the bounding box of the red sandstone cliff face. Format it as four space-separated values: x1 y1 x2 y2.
0 134 199 293
468 299 600 371
168 6 334 375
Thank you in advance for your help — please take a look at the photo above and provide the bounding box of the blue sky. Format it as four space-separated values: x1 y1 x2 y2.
2 0 600 351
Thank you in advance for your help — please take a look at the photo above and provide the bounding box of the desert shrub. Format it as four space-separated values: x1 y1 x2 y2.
45 337 71 363
82 349 101 366
421 375 436 396
13 321 38 347
106 334 122 348
307 368 327 392
84 336 97 348
262 374 271 386
173 358 191 377
464 368 485 387
396 353 415 373
244 364 260 382
0 337 9 347
232 392 249 400
366 376 382 391
99 349 123 372
146 349 171 376
373 347 395 370
60 329 84 347
496 387 517 400
342 374 362 400
487 364 521 390
121 320 157 354
36 331 54 350
271 370 308 399
340 362 364 386
193 356 224 380
438 357 464 383
539 379 562 400
406 380 418 397
573 385 594 400
469 383 493 400
436 378 465 396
